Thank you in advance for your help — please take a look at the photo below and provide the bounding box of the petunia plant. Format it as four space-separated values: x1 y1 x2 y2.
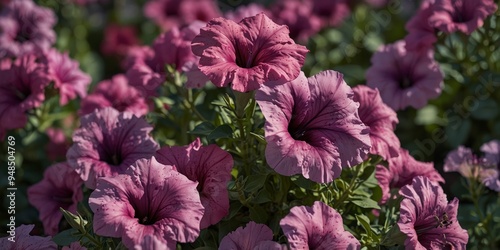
1 0 500 249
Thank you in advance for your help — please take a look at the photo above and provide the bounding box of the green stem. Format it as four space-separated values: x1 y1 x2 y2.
332 163 363 210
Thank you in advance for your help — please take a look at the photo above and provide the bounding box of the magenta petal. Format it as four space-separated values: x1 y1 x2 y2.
280 201 361 249
398 176 468 249
0 224 57 249
156 138 233 229
219 221 275 250
89 157 204 249
192 13 308 92
256 71 371 183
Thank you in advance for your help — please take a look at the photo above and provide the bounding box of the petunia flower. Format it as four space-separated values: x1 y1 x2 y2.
27 163 84 236
428 0 497 35
398 176 468 249
101 24 140 57
404 0 438 51
256 70 371 183
353 85 400 160
376 148 444 204
311 0 351 28
280 201 361 249
45 48 91 105
366 40 443 111
66 107 159 189
191 13 308 92
79 74 148 117
270 0 322 43
0 224 57 249
144 0 221 31
0 53 51 137
45 128 71 161
62 241 87 250
219 221 284 250
0 0 56 58
156 138 233 229
480 140 500 191
89 157 204 249
444 142 500 192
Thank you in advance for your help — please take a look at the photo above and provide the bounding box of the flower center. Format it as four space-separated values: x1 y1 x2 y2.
399 77 412 89
416 212 453 234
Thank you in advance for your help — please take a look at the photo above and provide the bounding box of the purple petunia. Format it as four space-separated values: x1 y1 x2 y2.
27 162 83 236
224 4 270 22
398 176 468 249
256 70 371 183
101 24 140 57
270 0 322 43
0 0 56 58
0 224 57 249
366 40 443 111
0 53 51 137
144 0 221 31
219 221 283 250
79 74 148 117
353 85 400 160
280 201 361 249
376 148 444 204
89 157 204 249
156 138 233 229
429 0 497 35
444 141 500 192
45 48 91 105
192 13 308 92
66 107 159 189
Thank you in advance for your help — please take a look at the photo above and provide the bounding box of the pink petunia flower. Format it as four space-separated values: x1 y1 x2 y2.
353 85 400 160
101 24 140 57
134 235 169 250
444 142 500 192
311 0 351 28
66 107 159 189
270 0 322 43
404 1 438 51
0 0 56 58
376 148 444 204
191 13 309 92
256 71 371 183
156 138 233 229
89 157 204 249
144 0 221 31
0 224 57 249
27 162 83 236
219 221 284 250
224 4 270 22
79 74 148 117
45 48 91 105
0 53 50 136
366 40 443 111
280 201 361 249
428 0 497 35
398 176 468 249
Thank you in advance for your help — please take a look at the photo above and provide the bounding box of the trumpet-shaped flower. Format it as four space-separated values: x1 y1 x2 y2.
219 221 283 250
280 201 360 249
89 158 204 249
156 138 233 229
192 13 308 92
67 107 159 189
366 40 443 110
0 224 57 249
256 70 371 183
27 163 83 236
398 176 468 249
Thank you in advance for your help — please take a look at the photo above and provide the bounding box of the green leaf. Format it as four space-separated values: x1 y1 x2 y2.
250 132 266 145
356 214 373 237
446 119 471 148
244 175 267 194
207 124 233 141
249 205 269 223
52 228 80 246
471 99 499 120
190 122 216 136
351 197 380 209
252 190 273 204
